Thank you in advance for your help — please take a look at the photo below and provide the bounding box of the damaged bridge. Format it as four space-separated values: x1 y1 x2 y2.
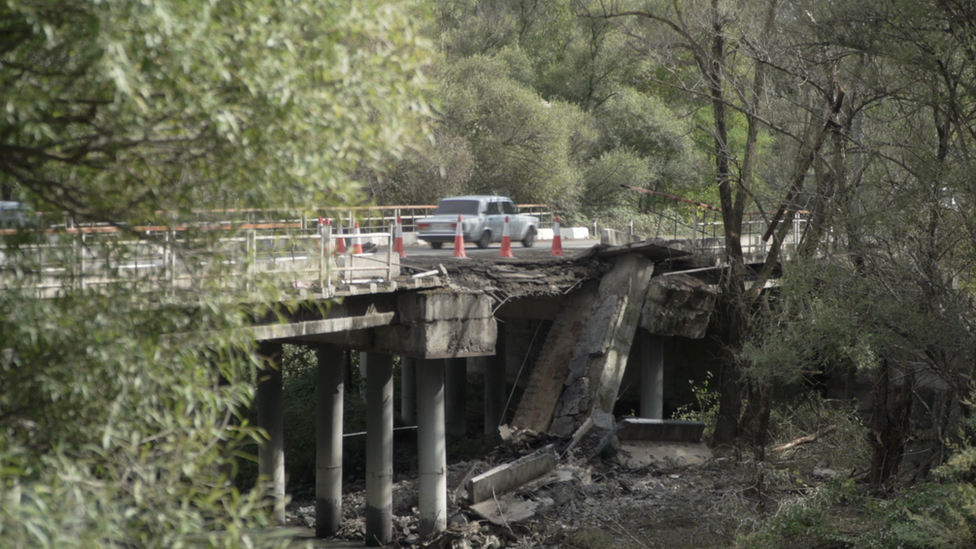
248 232 726 544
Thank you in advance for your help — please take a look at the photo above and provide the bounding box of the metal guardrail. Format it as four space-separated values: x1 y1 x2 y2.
2 202 809 297
0 221 400 299
593 207 809 261
1 203 556 297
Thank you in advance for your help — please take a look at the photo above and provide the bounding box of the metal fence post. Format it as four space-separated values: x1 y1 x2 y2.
80 233 87 291
387 223 394 281
323 222 333 297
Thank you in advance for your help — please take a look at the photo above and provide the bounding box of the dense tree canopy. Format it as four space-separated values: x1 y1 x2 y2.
1 0 432 547
1 0 432 219
11 0 976 544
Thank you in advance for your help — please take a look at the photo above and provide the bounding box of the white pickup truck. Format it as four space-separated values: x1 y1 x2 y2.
417 195 539 249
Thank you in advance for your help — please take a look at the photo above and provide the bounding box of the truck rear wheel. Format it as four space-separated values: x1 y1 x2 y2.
477 231 492 249
521 227 536 248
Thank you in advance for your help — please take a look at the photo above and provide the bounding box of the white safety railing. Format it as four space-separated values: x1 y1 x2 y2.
0 220 400 299
594 207 811 262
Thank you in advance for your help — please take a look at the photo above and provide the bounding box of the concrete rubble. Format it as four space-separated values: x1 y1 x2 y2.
285 417 715 547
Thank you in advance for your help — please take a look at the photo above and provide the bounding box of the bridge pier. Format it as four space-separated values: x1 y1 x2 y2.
639 331 665 420
400 356 416 425
364 352 394 545
256 342 286 525
417 358 447 537
315 346 344 537
445 358 467 437
483 324 507 434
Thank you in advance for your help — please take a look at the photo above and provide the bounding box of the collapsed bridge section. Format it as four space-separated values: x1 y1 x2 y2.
244 235 721 543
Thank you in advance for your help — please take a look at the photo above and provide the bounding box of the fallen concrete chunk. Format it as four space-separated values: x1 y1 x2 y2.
467 445 558 505
468 468 580 526
616 418 705 442
565 410 617 460
614 418 712 468
616 441 713 468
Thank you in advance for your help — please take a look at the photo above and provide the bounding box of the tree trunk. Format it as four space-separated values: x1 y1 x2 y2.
868 358 915 490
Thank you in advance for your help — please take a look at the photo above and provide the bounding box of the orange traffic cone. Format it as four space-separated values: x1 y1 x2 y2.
550 214 564 256
352 221 364 254
394 216 406 258
452 215 467 258
336 222 347 254
499 216 514 257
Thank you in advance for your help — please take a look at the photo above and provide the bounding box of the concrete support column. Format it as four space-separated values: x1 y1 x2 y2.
484 325 506 434
364 352 393 546
445 357 467 437
640 332 664 420
400 356 417 425
256 342 286 524
417 358 447 537
315 346 344 537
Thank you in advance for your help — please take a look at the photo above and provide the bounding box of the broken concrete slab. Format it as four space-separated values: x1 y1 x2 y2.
640 273 717 339
467 467 587 526
601 228 643 246
511 282 600 433
615 441 713 468
516 255 653 438
549 255 654 437
615 418 712 468
467 445 558 505
616 418 706 442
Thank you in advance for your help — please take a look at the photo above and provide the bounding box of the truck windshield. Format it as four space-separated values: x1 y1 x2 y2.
436 200 480 216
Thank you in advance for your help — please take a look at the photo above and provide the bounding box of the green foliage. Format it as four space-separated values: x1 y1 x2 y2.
860 483 976 549
767 394 870 476
672 372 720 440
1 0 436 546
439 55 582 207
580 150 657 213
0 280 290 548
591 88 694 187
2 0 434 219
